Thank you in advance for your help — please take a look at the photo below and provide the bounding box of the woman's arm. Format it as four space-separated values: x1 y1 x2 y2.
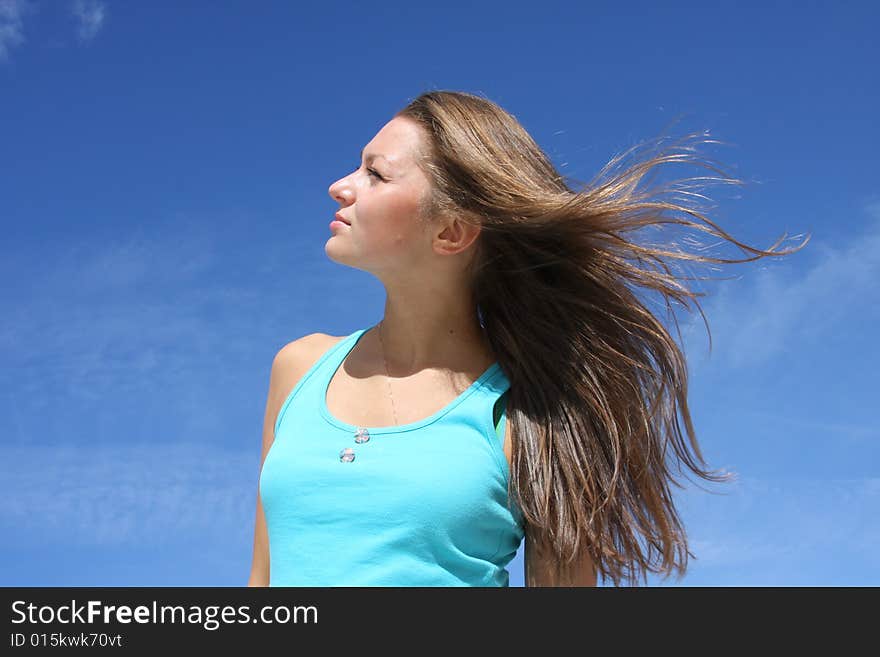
247 347 290 586
247 333 334 587
525 531 597 587
504 417 597 587
247 498 271 586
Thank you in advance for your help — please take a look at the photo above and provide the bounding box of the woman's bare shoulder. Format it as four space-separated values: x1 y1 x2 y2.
265 333 346 432
274 332 345 371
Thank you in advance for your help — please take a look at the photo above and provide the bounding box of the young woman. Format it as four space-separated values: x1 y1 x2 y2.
248 90 808 587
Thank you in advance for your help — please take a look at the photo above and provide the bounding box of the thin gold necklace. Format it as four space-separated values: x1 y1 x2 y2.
377 320 399 426
341 321 396 460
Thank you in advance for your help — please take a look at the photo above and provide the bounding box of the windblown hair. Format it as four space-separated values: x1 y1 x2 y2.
395 90 809 586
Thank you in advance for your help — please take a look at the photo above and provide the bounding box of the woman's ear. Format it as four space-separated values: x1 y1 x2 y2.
432 214 482 256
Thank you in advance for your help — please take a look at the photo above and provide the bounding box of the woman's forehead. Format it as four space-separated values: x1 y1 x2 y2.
366 118 425 166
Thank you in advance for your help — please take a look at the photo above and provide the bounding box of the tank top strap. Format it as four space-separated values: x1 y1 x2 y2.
464 364 523 528
273 327 369 438
458 361 511 469
479 363 510 426
493 388 511 440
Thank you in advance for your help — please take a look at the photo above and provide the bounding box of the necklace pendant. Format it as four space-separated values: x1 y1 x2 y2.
339 447 356 463
354 427 371 444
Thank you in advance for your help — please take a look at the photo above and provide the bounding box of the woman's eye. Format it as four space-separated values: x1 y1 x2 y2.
353 163 383 181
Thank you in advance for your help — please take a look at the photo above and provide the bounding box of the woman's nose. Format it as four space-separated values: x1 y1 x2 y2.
328 177 351 203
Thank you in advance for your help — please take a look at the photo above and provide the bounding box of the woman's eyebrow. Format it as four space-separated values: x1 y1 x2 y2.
360 149 389 163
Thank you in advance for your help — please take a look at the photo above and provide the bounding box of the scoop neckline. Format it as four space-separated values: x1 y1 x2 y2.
319 323 502 435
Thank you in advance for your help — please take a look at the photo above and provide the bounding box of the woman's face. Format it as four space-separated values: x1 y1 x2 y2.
326 116 436 273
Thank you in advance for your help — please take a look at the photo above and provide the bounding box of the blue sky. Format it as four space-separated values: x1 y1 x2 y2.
1 0 877 587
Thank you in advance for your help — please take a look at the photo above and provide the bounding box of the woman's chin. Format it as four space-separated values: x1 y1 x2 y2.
324 244 357 268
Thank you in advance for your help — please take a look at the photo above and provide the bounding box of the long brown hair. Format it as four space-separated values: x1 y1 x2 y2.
395 90 809 586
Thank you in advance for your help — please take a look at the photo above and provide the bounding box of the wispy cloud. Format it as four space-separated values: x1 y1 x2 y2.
0 0 30 61
682 200 880 370
71 0 105 42
0 442 256 548
0 210 324 451
0 0 108 60
671 474 880 584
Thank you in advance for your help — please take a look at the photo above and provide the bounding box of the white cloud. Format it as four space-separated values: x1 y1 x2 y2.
682 199 880 370
0 0 109 60
71 0 105 42
0 442 256 548
677 475 880 575
0 0 30 61
0 211 314 448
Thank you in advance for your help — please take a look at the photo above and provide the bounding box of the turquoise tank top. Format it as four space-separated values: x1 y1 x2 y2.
259 325 525 586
